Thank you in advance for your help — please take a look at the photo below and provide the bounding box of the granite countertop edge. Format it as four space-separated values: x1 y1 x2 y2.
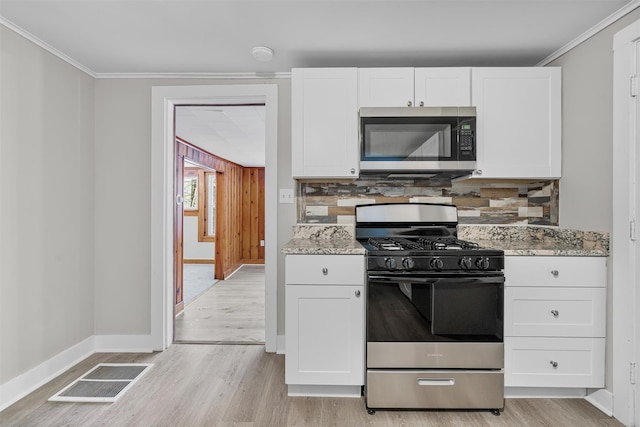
281 224 610 257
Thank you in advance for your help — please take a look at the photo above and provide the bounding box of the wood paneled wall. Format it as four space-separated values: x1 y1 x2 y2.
176 137 264 283
242 168 265 264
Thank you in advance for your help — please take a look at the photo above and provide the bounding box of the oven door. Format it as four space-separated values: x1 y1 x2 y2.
367 272 504 342
366 272 504 370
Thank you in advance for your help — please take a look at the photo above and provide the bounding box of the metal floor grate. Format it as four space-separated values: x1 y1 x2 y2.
49 363 152 403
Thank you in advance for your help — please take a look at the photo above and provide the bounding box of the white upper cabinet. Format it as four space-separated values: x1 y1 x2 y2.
292 68 359 178
471 67 562 179
414 68 471 107
358 68 415 107
359 67 471 108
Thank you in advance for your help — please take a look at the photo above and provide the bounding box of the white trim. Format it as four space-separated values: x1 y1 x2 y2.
151 84 279 352
505 387 587 399
537 0 640 66
0 336 95 411
0 17 96 77
95 72 291 79
585 388 614 417
612 20 640 427
93 335 154 353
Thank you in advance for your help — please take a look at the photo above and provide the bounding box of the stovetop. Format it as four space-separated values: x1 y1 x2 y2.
355 203 504 272
360 236 504 272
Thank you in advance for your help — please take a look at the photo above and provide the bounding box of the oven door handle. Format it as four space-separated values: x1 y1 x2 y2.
368 275 436 284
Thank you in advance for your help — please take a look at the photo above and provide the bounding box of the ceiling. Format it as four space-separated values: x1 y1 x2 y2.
176 105 266 167
1 0 636 166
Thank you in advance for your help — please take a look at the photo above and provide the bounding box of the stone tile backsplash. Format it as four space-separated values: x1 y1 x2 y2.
297 176 559 226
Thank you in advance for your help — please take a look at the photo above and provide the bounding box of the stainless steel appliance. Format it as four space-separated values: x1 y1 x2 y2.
356 203 504 416
359 107 476 178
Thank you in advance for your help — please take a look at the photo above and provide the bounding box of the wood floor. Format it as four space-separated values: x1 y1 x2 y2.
0 344 623 427
175 264 265 343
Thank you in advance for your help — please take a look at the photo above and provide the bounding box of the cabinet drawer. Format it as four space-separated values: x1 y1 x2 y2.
505 256 606 287
286 255 365 285
505 337 604 388
504 287 606 337
367 370 503 409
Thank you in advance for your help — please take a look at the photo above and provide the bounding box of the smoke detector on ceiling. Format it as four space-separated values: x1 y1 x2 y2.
251 46 274 62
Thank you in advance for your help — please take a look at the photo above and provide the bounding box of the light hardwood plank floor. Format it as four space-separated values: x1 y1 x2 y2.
175 265 265 343
0 344 623 427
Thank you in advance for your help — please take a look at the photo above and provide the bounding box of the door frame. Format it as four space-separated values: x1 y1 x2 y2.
151 84 278 352
613 20 640 426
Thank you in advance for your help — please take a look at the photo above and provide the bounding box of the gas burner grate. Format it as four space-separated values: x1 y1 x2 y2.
417 237 480 250
367 237 425 251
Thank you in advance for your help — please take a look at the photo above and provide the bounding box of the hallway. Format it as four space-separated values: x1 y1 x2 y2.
175 264 265 343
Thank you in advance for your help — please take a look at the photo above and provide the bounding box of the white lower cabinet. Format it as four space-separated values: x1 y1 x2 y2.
504 256 607 389
285 254 365 396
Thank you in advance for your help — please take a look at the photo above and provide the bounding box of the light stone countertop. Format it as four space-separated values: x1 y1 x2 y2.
281 224 609 257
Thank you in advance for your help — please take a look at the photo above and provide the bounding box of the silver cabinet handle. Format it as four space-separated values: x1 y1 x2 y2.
407 101 412 106
350 168 356 174
551 270 559 277
322 267 328 276
355 290 361 298
419 101 424 107
551 310 559 318
550 361 558 369
176 194 184 205
475 169 483 175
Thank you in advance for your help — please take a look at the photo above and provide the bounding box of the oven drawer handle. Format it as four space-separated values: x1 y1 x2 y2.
417 378 455 386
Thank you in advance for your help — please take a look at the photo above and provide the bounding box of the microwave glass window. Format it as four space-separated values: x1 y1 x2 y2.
364 124 452 160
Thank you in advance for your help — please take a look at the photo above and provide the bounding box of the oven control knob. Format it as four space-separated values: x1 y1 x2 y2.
402 257 415 270
459 257 473 270
476 257 491 270
430 257 444 271
385 257 398 270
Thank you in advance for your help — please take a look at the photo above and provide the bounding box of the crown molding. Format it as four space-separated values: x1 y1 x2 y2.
536 0 640 66
0 16 96 77
93 72 292 79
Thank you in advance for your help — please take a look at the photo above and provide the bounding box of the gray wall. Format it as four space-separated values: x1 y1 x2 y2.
0 26 95 383
550 7 640 392
93 78 295 336
553 8 640 231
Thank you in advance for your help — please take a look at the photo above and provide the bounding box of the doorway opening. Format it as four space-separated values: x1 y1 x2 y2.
150 84 278 352
173 105 266 344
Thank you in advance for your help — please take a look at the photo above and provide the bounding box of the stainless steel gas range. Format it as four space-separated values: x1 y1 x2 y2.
355 203 504 416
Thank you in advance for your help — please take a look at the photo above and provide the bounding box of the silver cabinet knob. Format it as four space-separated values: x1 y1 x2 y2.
475 169 483 175
350 168 356 174
176 194 184 205
407 101 412 107
551 270 559 277
419 101 424 107
322 267 328 276
355 290 361 298
550 361 558 369
551 310 559 318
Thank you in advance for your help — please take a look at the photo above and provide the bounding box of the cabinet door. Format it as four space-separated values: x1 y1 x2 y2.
292 68 359 178
285 285 364 386
471 67 561 179
358 68 414 107
414 67 471 107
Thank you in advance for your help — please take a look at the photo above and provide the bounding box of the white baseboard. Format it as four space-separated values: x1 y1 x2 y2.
0 336 95 412
505 387 587 398
1 334 155 412
287 384 362 398
93 334 154 353
585 388 614 416
277 334 286 354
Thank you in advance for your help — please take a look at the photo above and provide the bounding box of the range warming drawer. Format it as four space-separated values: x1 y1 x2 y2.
366 369 504 410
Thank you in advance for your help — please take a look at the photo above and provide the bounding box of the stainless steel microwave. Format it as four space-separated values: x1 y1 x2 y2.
359 106 477 177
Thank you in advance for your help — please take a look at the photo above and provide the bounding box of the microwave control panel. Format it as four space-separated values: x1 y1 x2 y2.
459 124 475 160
